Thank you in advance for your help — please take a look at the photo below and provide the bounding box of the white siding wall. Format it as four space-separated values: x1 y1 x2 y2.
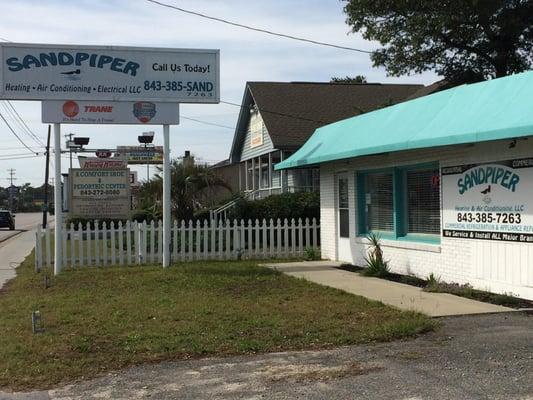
320 138 533 300
240 111 274 162
320 165 337 260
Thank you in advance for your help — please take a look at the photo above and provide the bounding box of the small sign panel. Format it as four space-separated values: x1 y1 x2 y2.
78 157 128 169
249 113 263 148
42 100 179 124
69 168 131 219
442 158 533 243
129 171 139 187
115 146 163 165
95 150 112 158
0 43 219 103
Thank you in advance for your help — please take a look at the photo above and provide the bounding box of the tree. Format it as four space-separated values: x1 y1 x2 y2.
343 0 533 84
137 156 231 221
330 75 367 83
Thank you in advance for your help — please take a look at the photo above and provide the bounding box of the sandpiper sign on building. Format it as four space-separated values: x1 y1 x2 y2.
0 43 220 103
442 158 533 243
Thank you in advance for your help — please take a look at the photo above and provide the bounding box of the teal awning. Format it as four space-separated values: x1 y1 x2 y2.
276 71 533 170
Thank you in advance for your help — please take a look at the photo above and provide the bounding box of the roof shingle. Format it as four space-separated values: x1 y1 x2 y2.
247 81 423 149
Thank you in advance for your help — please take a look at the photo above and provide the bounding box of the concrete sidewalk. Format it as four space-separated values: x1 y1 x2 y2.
262 261 513 317
0 230 37 290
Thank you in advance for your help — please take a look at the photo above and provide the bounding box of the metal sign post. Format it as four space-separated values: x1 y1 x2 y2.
53 123 62 275
162 125 171 268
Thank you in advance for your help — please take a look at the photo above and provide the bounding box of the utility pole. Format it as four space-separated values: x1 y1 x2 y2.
145 143 150 182
64 133 74 170
6 169 16 212
43 125 51 228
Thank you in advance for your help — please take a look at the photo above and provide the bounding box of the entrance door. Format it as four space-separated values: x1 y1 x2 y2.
337 173 352 262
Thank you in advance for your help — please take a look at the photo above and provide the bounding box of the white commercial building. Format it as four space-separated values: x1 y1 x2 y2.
277 72 533 301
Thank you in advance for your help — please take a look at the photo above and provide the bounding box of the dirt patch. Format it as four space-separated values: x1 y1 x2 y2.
259 362 383 383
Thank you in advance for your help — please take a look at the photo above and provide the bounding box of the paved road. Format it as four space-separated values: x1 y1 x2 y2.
0 213 53 290
0 212 48 243
1 313 531 399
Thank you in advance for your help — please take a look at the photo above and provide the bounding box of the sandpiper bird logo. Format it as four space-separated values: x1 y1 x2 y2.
481 185 491 204
61 69 81 81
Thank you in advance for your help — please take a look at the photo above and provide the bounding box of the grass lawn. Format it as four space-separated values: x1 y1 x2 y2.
0 254 435 390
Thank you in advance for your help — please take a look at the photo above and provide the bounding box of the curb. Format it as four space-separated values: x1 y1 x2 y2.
0 230 23 244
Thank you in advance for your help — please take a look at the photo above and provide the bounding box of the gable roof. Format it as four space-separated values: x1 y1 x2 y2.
276 71 533 170
405 79 450 100
229 81 422 162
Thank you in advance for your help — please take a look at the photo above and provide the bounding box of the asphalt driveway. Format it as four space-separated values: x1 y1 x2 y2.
2 312 531 400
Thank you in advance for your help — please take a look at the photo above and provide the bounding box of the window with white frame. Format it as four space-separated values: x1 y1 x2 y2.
338 175 349 238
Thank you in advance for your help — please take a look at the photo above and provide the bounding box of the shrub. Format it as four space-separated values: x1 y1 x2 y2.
228 192 320 222
423 281 525 308
362 233 390 277
426 272 441 289
131 209 158 223
65 218 126 230
304 247 321 261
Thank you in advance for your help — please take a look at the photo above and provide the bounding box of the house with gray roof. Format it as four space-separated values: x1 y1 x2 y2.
214 81 423 199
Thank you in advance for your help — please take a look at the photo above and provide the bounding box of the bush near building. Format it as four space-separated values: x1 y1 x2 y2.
228 192 320 222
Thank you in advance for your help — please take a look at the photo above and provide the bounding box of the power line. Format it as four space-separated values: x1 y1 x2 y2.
0 145 43 150
0 154 40 161
0 102 45 148
181 116 234 130
0 154 71 161
145 0 372 54
220 100 328 124
4 101 46 146
0 152 41 158
0 111 39 154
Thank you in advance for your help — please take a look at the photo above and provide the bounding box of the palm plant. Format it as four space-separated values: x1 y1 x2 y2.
362 232 390 277
137 157 231 221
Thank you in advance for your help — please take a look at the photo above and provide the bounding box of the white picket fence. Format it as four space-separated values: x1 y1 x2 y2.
34 218 320 271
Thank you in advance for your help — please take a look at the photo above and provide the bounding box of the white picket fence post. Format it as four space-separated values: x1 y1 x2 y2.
110 221 116 266
157 220 163 263
34 218 321 270
35 226 42 272
172 220 178 262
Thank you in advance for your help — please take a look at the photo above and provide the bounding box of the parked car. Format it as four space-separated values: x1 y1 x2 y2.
0 210 15 230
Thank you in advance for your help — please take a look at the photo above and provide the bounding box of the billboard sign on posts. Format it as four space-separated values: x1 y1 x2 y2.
69 169 131 220
0 43 219 103
42 100 179 124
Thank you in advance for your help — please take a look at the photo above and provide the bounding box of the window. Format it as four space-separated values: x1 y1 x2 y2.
261 166 269 188
338 176 349 238
357 163 441 242
364 172 394 232
271 151 281 187
406 168 440 234
253 168 259 190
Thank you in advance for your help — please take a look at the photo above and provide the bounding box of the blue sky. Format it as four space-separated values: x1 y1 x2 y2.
0 0 438 185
